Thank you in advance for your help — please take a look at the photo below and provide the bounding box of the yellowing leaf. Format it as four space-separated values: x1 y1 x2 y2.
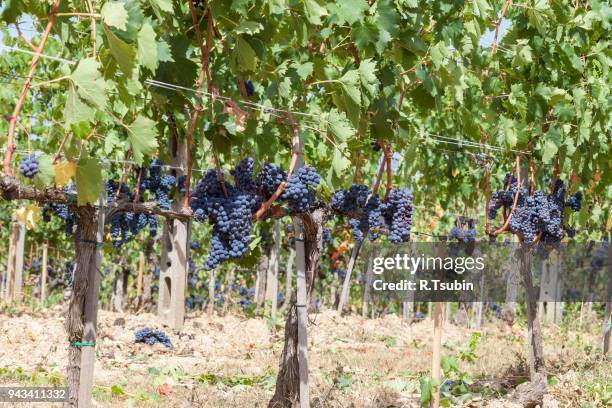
13 205 41 230
54 161 77 187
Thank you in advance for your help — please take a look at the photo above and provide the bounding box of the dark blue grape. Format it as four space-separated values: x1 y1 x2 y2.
323 228 332 244
19 154 39 178
566 192 582 212
244 80 254 97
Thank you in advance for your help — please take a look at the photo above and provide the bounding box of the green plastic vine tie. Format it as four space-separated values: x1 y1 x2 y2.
70 341 95 347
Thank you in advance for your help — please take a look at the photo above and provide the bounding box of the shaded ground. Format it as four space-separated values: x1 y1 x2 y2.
0 306 609 407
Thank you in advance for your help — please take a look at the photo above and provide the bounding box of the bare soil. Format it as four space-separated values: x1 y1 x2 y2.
0 307 609 407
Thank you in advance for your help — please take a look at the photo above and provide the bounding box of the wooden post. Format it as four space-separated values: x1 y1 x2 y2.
266 219 281 319
503 247 521 326
157 138 189 330
519 245 546 383
40 241 49 303
5 220 18 301
279 248 295 314
362 245 377 318
136 251 144 300
77 194 105 407
6 218 25 303
432 302 443 408
337 241 362 313
603 244 612 355
293 217 310 408
14 221 25 303
207 268 215 315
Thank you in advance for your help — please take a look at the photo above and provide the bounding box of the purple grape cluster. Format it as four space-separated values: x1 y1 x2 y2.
347 196 385 242
44 185 80 234
449 219 476 242
45 203 78 235
566 192 582 212
281 166 320 213
230 157 256 193
19 154 39 178
134 328 173 349
323 228 332 244
141 160 176 209
348 219 363 242
107 180 157 247
256 162 286 196
190 166 260 270
331 185 412 243
488 176 579 243
330 184 369 214
381 188 413 243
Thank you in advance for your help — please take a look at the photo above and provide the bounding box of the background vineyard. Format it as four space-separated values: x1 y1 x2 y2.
0 0 610 407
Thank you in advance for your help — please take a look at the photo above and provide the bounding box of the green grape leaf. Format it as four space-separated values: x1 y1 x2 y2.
512 40 533 68
70 58 108 109
293 61 314 80
359 59 379 98
304 0 328 25
149 0 173 12
103 24 136 76
32 154 55 190
101 1 128 31
352 22 379 51
330 0 368 25
326 109 354 142
0 0 22 23
339 69 361 106
430 41 449 69
472 0 491 20
332 143 351 176
137 22 159 72
376 0 399 36
527 0 551 35
234 21 264 35
157 41 174 62
232 36 258 72
64 83 95 126
126 115 159 164
76 157 103 205
541 138 559 164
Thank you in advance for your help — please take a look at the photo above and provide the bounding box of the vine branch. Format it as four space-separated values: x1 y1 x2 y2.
15 22 37 51
86 0 97 56
3 0 61 175
185 2 216 205
492 0 511 54
383 143 393 199
253 117 301 221
371 147 386 195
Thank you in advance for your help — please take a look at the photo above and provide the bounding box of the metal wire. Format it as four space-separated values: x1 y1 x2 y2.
0 44 77 65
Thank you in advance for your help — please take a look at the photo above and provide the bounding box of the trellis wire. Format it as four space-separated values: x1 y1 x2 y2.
2 46 532 161
0 44 77 65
